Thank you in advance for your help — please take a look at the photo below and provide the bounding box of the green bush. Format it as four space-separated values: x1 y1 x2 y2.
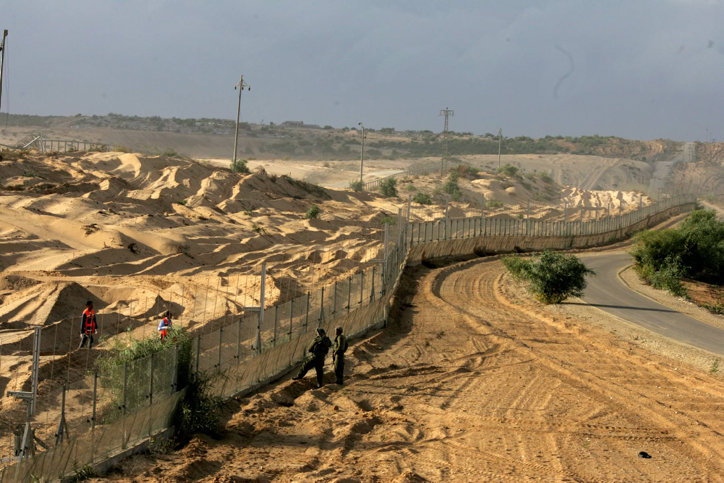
413 192 433 205
405 183 417 192
498 164 519 177
487 200 504 209
379 177 398 197
380 216 396 225
631 210 723 290
306 205 320 219
538 172 554 184
503 251 595 304
442 172 462 201
173 373 222 442
349 180 363 191
161 148 179 157
231 158 250 174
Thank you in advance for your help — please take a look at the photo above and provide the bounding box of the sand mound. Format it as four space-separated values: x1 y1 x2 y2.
0 281 100 327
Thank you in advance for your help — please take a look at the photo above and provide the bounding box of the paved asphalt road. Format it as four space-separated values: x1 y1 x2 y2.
576 252 723 355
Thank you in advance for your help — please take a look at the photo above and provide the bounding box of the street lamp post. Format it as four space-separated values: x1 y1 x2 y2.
358 122 366 185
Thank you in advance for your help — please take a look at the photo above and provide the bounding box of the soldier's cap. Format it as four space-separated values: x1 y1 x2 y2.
86 300 93 306
316 328 325 335
335 326 343 332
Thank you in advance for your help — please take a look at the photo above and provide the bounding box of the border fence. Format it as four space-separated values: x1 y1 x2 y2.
1 193 696 481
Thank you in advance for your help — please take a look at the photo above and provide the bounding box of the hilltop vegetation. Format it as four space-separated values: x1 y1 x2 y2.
1 113 681 162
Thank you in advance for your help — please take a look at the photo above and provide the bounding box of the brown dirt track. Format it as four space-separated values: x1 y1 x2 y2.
109 258 723 482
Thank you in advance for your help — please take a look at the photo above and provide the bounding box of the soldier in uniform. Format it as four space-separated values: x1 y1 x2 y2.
292 328 331 388
332 326 348 385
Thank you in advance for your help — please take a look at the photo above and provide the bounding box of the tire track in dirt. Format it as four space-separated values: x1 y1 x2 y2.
430 257 722 480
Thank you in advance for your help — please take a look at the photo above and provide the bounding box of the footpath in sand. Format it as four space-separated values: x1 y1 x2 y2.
111 259 723 482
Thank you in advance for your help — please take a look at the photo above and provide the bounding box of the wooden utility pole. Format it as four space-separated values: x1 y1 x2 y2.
232 74 250 167
0 30 8 113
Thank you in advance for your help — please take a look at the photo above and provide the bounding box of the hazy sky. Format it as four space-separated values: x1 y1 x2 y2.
1 0 722 140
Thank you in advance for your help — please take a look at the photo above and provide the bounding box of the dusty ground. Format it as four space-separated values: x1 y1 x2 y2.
104 258 723 482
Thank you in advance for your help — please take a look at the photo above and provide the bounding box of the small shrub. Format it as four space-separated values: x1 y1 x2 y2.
413 192 433 205
175 199 187 206
252 223 266 234
703 303 723 315
498 163 519 177
380 216 396 225
349 180 364 191
442 172 462 201
711 358 720 374
405 183 417 192
173 373 222 443
487 200 504 209
231 158 250 174
379 178 398 197
306 205 320 219
161 148 179 157
503 251 595 304
538 172 554 184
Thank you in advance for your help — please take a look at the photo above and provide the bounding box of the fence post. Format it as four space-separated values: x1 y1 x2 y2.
370 266 376 302
304 291 310 331
218 326 224 368
121 361 128 449
332 281 338 315
148 352 154 437
346 279 351 315
256 262 267 355
195 334 201 374
319 286 325 327
288 298 294 338
273 305 278 346
236 316 242 360
91 371 98 431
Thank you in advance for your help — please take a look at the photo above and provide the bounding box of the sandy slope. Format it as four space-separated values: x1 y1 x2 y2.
107 259 723 482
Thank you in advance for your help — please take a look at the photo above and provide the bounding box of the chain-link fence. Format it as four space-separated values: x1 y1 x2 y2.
0 193 696 481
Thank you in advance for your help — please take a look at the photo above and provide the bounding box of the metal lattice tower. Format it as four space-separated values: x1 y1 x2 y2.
439 107 454 175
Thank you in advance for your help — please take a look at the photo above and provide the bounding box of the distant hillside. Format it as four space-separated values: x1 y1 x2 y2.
0 113 682 162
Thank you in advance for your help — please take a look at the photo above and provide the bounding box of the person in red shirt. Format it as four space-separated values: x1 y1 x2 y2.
79 300 97 349
158 311 172 342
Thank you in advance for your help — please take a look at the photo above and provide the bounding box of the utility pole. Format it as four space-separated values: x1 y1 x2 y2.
0 30 8 113
232 74 250 168
358 122 366 185
439 107 454 176
497 128 503 169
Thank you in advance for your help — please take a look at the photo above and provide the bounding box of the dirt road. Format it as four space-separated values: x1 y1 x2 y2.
111 259 723 482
